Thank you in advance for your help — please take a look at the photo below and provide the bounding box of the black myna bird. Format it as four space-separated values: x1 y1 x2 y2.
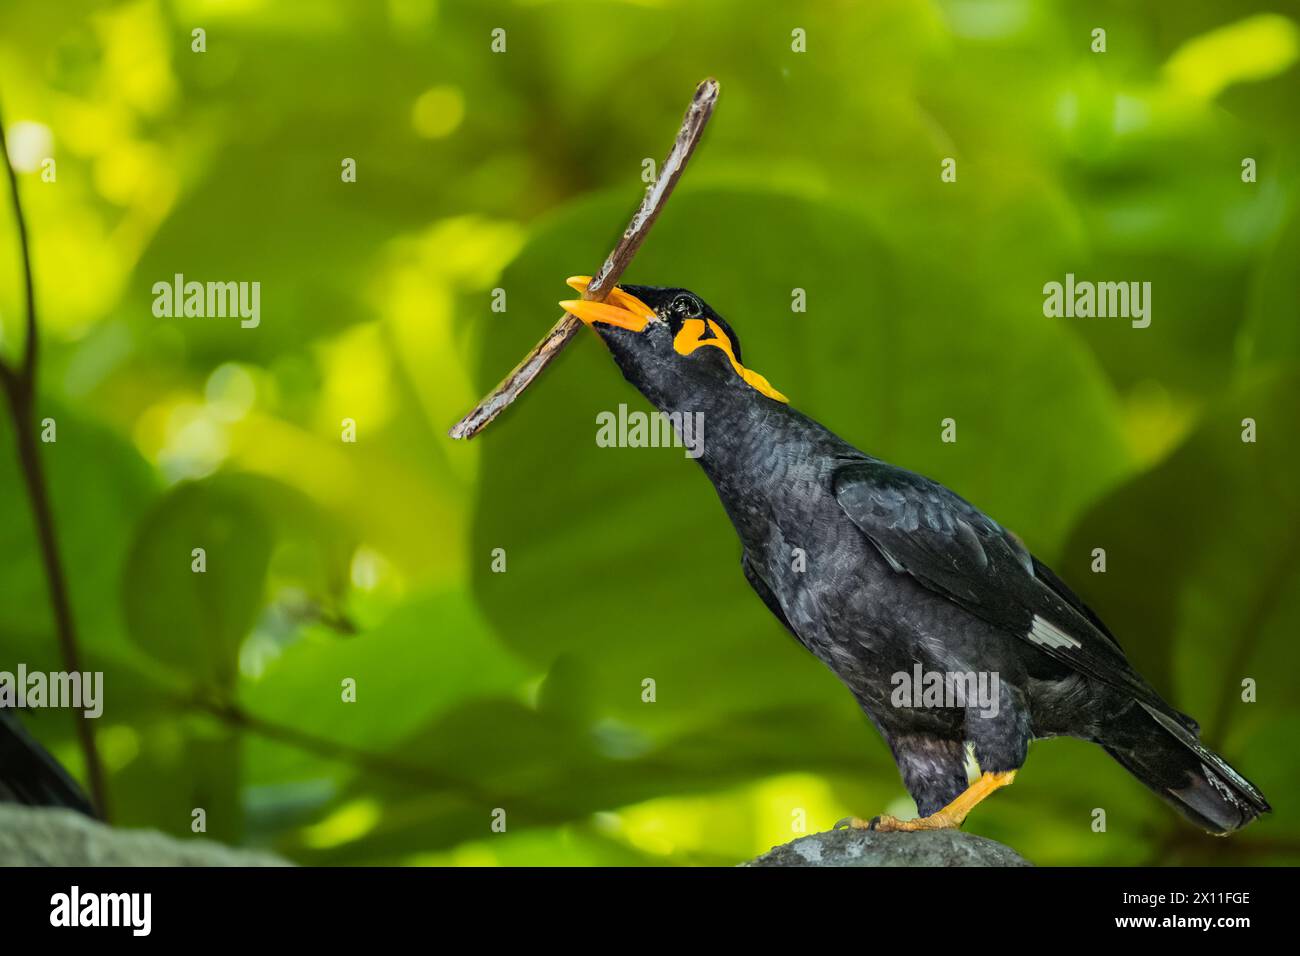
559 278 1270 834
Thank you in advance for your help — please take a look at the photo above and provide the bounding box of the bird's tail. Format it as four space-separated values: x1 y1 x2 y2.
0 709 95 816
1102 702 1269 835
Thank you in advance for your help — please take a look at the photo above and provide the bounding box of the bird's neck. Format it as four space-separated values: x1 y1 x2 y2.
629 373 851 547
602 335 857 521
629 372 764 469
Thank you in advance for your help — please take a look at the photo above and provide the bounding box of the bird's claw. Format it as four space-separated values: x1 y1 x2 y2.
834 815 882 830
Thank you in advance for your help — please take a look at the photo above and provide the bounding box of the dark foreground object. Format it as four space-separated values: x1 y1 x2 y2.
745 827 1031 867
0 711 94 816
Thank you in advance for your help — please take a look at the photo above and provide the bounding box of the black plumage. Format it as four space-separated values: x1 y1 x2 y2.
570 281 1270 834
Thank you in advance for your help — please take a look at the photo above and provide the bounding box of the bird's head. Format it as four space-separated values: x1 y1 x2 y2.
559 277 787 407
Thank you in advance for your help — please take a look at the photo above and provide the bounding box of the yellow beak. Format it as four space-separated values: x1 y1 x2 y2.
559 276 658 333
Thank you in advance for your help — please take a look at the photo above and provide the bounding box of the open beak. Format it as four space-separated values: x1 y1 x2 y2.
559 276 658 333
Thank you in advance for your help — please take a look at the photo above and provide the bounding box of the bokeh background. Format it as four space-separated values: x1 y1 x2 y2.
1 0 1298 866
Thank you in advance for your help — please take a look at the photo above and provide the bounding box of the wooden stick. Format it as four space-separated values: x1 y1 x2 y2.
449 78 720 440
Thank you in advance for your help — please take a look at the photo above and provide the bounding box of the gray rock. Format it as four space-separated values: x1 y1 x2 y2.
0 804 292 866
745 827 1031 867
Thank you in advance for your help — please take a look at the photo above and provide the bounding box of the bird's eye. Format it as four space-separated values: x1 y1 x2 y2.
669 294 701 319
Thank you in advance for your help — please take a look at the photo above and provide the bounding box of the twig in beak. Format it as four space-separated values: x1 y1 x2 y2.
448 77 720 440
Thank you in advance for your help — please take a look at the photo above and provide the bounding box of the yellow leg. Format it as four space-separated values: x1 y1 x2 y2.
838 770 1017 832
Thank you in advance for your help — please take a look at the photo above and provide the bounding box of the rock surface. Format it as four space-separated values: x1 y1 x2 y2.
0 804 292 866
1 803 1028 867
745 826 1031 867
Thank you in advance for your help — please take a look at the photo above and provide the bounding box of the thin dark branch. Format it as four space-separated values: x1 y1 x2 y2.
0 360 18 405
449 77 720 440
192 697 496 803
0 100 108 819
0 103 37 378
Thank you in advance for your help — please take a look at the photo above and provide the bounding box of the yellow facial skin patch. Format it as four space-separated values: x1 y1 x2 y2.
672 318 788 404
561 277 788 404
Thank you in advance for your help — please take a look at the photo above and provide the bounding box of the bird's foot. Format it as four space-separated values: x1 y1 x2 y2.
834 770 1017 834
835 811 962 832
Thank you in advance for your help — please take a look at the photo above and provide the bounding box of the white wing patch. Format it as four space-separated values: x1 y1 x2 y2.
1028 614 1082 650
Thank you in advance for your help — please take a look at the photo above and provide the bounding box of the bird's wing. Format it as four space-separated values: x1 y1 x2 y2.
832 459 1171 713
742 552 800 641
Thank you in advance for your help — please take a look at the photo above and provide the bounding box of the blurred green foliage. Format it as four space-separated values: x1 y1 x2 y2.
0 0 1297 866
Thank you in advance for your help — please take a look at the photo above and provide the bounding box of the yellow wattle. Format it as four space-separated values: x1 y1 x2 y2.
672 319 788 404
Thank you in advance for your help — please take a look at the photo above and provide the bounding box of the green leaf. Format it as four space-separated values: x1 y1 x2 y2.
109 715 244 844
1241 200 1300 366
239 589 531 787
122 479 272 690
0 401 158 669
1060 368 1300 718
